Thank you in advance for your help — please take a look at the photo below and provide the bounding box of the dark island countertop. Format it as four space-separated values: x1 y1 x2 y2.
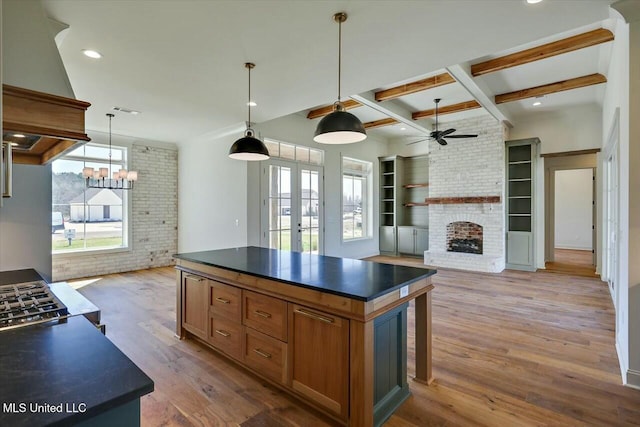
173 246 436 301
0 316 154 427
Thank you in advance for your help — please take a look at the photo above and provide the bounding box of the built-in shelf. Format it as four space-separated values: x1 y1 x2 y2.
404 203 429 207
403 183 429 189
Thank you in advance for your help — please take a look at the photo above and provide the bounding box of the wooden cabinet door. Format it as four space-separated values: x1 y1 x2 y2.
289 304 349 419
182 273 208 339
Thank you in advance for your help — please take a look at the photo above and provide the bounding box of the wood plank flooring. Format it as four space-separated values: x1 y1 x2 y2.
545 249 598 278
70 261 640 426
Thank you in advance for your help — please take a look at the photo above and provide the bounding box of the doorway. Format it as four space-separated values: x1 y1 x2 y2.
543 153 598 277
260 160 324 254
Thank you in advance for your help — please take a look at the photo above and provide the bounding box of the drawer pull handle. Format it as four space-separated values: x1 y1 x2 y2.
215 329 230 337
294 308 334 324
254 310 272 319
185 275 204 282
253 348 272 359
215 297 231 304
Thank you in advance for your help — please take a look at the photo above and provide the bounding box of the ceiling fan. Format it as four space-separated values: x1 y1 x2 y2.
407 98 478 145
429 98 478 145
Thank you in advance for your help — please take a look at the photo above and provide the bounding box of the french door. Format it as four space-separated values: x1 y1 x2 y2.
261 160 323 254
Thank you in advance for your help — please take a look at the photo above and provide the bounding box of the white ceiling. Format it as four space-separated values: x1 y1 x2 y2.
41 0 614 145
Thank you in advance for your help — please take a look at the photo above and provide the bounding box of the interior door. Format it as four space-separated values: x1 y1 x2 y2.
262 161 323 254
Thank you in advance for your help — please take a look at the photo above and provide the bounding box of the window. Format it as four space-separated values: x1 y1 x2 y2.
52 143 129 253
263 139 324 165
342 157 372 241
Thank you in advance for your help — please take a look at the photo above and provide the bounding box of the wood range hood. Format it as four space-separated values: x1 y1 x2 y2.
2 84 91 165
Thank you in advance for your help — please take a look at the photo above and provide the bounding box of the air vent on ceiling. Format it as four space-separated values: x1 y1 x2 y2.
112 106 140 115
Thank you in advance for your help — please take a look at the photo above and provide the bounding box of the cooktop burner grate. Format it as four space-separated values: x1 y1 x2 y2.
0 280 68 330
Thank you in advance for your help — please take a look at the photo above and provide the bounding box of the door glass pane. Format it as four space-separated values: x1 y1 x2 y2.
268 165 292 251
300 169 320 254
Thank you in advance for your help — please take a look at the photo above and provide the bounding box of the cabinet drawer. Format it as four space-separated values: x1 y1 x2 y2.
210 281 241 322
208 316 242 360
243 290 287 341
243 327 287 384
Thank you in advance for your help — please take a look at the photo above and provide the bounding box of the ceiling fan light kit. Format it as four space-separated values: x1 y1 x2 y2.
229 62 270 161
313 12 367 144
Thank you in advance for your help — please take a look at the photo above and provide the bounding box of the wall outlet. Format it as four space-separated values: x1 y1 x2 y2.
400 285 409 298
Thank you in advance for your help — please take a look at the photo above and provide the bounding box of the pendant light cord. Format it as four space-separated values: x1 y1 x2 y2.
108 113 113 179
337 17 342 102
248 64 251 125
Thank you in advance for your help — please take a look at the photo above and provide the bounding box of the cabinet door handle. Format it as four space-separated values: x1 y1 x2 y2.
253 348 272 359
215 329 230 337
254 310 272 319
215 297 230 304
185 275 204 282
294 308 334 324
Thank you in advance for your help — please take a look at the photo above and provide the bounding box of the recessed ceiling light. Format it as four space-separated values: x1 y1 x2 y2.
247 101 257 107
400 127 406 131
526 0 543 4
10 142 19 147
82 49 102 59
13 134 25 138
533 101 542 106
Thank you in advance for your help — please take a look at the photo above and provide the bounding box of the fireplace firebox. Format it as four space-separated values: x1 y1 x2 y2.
446 221 483 254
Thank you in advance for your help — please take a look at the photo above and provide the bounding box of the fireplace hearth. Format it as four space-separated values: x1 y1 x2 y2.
446 221 483 255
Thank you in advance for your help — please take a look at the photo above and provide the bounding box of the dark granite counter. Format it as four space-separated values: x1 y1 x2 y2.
0 316 153 427
174 246 436 301
0 268 44 285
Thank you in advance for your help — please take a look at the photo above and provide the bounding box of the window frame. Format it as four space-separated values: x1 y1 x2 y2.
51 141 133 257
341 156 372 242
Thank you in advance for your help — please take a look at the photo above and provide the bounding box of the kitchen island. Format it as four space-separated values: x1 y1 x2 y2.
174 246 436 427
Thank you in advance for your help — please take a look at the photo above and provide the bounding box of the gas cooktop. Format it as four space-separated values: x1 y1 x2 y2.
0 280 68 331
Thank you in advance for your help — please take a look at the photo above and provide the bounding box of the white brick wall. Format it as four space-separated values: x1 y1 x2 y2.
52 144 178 281
424 115 506 273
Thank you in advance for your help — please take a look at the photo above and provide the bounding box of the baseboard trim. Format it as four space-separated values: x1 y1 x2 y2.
616 340 627 384
627 369 640 389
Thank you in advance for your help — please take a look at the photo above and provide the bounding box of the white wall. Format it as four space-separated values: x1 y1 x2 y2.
509 105 602 155
251 113 388 260
554 169 593 250
178 127 249 253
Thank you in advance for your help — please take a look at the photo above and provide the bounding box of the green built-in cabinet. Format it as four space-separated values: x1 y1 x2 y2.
379 156 429 257
505 138 539 271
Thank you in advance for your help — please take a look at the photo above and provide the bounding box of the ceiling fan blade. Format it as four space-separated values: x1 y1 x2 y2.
436 137 447 146
440 128 456 137
446 134 478 138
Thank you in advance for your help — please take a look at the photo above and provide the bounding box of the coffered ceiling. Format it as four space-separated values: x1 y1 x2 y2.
40 0 615 145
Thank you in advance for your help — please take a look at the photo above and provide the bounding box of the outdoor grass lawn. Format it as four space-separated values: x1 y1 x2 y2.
53 237 123 251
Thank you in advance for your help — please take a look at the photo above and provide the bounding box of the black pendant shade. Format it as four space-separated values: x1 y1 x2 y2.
314 106 366 144
229 129 269 161
314 12 366 145
229 62 270 161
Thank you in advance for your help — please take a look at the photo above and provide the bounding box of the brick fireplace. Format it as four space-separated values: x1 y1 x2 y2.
423 115 506 273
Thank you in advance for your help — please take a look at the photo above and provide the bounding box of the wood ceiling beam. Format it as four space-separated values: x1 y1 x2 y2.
363 117 399 129
306 99 361 119
471 28 614 76
374 73 455 102
494 73 607 104
411 100 481 121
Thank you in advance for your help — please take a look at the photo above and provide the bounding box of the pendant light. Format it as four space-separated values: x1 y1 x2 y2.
82 113 138 189
229 62 270 161
313 12 366 144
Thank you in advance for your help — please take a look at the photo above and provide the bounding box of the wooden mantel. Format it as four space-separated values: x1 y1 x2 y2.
425 196 501 204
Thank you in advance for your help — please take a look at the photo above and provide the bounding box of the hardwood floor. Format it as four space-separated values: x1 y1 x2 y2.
70 261 640 426
545 249 598 278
